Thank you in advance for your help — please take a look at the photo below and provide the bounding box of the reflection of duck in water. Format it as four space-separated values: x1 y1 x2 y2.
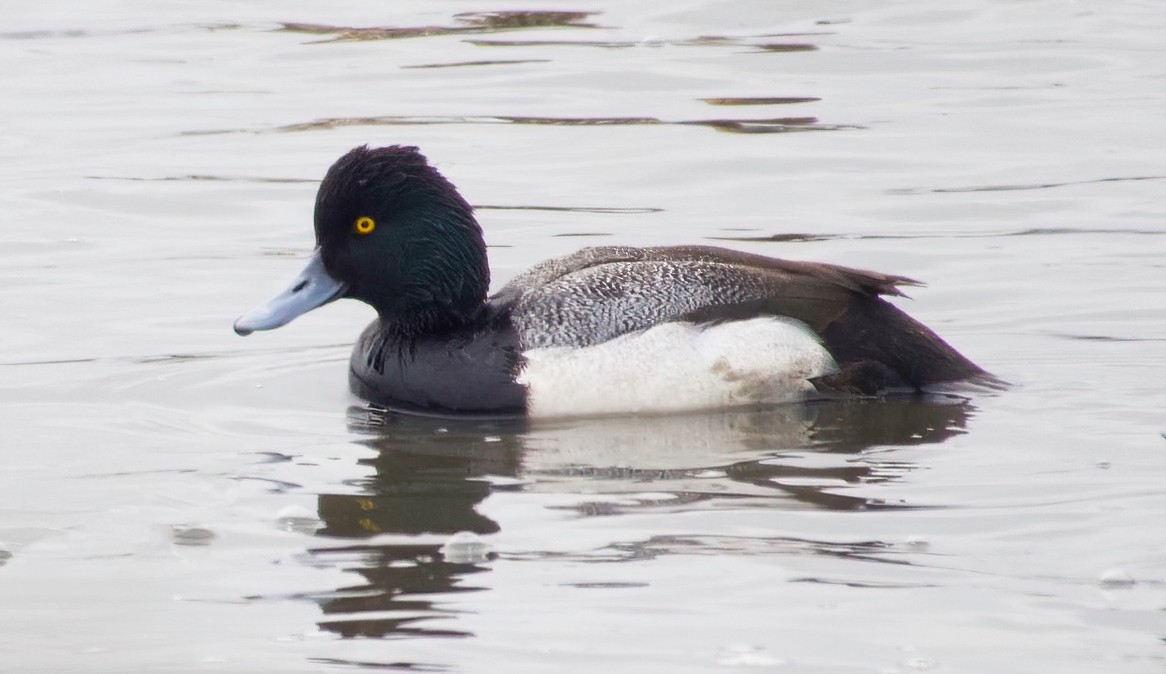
235 145 994 418
309 397 971 639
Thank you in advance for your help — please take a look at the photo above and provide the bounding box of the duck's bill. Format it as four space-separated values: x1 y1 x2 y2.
233 251 346 336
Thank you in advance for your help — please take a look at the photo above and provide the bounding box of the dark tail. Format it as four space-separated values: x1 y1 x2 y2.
814 297 996 395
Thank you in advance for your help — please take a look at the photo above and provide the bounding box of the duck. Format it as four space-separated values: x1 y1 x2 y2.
234 145 992 418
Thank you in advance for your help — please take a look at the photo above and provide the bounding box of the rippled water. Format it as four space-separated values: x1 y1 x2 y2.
2 1 1164 672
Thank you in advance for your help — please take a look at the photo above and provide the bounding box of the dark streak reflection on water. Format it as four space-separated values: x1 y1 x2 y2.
754 43 817 52
466 34 829 51
710 232 834 243
84 174 317 184
1045 332 1166 343
593 534 897 564
890 174 1166 194
0 343 350 368
309 656 450 672
278 11 602 44
309 543 486 639
710 227 1165 243
298 398 971 639
474 204 663 214
263 114 849 136
402 59 552 70
702 96 821 106
273 14 833 51
0 27 155 40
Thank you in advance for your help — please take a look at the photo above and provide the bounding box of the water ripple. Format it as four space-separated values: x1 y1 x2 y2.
710 227 1165 243
278 11 601 43
890 175 1166 194
264 114 852 136
402 59 551 69
702 96 821 106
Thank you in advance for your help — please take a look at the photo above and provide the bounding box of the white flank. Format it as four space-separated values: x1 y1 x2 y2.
517 317 838 419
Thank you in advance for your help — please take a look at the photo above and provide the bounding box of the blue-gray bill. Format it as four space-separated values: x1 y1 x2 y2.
233 251 346 335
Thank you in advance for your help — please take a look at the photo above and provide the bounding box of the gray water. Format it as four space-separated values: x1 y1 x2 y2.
2 2 1164 672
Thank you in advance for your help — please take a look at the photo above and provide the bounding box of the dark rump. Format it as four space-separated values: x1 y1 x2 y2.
812 296 990 395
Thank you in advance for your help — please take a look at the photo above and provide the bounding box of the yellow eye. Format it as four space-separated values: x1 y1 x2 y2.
354 216 376 235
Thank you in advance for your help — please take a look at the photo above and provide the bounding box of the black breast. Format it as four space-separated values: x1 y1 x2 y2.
348 318 525 416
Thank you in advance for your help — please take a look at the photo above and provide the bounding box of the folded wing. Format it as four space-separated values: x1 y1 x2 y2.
493 245 987 392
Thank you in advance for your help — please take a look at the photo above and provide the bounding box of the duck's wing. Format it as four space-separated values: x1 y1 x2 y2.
494 244 919 347
492 245 986 390
495 245 917 305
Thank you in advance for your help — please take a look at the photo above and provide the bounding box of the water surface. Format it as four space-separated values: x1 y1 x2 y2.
1 1 1164 672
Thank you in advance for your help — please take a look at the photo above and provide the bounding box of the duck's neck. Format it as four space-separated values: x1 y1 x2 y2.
372 208 491 338
377 300 488 340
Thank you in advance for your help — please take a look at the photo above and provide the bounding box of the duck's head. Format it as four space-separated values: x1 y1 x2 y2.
234 145 490 337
